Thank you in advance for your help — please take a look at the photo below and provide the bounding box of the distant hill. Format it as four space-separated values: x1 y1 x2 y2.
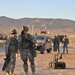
0 16 75 35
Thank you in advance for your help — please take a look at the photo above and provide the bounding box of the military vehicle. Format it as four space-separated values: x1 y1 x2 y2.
0 34 7 40
35 35 52 54
40 30 46 34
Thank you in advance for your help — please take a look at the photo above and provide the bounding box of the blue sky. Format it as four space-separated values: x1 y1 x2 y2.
0 0 75 20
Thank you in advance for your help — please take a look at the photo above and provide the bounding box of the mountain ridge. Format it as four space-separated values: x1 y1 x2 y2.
0 16 75 34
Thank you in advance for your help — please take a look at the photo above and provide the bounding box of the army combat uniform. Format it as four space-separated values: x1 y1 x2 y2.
63 36 69 54
53 36 59 52
19 26 36 75
57 35 60 53
4 29 18 75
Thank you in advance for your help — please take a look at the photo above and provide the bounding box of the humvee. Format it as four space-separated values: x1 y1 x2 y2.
35 35 52 54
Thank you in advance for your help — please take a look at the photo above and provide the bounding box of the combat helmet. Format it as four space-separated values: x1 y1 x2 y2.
10 29 17 34
22 26 29 31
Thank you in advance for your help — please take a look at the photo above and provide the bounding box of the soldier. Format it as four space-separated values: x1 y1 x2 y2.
19 26 36 75
3 29 18 75
62 35 69 54
53 35 59 52
57 35 60 53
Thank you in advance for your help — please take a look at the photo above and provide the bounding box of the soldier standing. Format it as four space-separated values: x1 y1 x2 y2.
53 35 59 52
19 26 36 75
57 35 60 53
62 35 69 54
3 29 18 75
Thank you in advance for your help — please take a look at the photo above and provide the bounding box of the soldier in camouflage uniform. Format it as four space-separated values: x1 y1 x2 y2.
4 29 18 75
53 35 59 52
19 26 36 75
62 35 69 54
57 35 60 53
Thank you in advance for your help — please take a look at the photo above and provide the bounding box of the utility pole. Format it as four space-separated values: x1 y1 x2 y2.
32 25 34 35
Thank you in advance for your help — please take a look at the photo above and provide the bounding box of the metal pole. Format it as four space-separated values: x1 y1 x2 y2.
32 25 34 34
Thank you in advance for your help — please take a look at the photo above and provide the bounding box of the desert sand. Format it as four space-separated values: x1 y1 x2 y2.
0 43 75 75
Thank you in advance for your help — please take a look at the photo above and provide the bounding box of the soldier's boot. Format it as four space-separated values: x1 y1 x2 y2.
9 71 16 75
5 72 9 75
60 54 62 59
66 50 68 54
9 71 12 75
11 73 16 75
31 65 35 75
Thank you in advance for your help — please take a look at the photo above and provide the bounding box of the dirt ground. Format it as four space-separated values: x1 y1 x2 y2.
0 43 75 75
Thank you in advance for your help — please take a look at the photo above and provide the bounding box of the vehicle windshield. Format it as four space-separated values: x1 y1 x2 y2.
36 36 45 40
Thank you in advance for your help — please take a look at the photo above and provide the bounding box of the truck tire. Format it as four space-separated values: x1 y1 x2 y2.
40 46 45 54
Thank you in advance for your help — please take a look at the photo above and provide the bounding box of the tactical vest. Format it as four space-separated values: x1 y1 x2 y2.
8 37 18 53
21 34 33 49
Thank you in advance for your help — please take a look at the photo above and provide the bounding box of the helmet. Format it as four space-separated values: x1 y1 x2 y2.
10 29 17 34
22 26 29 31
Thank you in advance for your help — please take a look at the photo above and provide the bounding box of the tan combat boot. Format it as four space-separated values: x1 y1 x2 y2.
5 72 9 75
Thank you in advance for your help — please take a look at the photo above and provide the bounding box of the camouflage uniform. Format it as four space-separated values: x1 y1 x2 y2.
19 26 36 75
53 36 59 52
56 35 60 52
4 29 18 75
63 36 69 54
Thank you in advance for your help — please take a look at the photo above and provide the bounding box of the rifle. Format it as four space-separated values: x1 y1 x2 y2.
21 34 34 49
2 53 10 71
